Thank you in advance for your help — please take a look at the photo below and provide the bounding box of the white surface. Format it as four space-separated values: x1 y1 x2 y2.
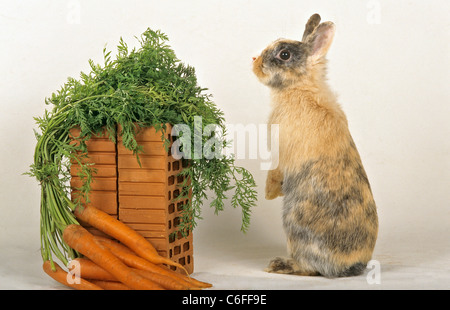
1 230 449 290
1 1 449 290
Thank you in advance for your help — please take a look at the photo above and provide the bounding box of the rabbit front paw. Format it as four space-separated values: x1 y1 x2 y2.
265 180 283 200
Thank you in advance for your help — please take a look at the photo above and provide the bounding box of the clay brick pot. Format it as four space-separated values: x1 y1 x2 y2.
70 124 194 274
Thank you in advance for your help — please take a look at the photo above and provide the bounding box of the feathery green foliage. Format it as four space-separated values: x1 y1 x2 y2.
27 29 257 266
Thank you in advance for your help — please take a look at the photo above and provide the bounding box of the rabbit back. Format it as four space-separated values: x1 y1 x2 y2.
281 139 378 277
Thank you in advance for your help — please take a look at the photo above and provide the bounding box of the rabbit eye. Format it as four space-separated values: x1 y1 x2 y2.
278 50 291 61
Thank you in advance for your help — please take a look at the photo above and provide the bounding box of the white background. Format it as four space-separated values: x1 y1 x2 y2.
0 0 449 289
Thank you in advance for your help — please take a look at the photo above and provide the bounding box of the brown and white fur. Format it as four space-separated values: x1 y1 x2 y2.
253 14 378 277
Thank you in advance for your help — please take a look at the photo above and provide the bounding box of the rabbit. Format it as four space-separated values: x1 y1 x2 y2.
252 14 378 277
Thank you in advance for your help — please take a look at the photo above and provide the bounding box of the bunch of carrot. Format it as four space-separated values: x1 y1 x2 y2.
43 205 212 290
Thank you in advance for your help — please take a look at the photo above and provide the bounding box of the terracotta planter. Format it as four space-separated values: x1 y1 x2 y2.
70 125 194 274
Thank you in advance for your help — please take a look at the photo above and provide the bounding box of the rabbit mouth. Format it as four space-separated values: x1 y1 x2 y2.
252 56 267 79
253 60 288 89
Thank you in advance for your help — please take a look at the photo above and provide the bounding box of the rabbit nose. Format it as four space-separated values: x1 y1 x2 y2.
252 57 257 62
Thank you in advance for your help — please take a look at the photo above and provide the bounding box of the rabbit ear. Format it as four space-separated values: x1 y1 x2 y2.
302 13 321 41
307 21 335 62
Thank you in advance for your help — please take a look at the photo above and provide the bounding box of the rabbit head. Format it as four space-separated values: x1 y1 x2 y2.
253 14 335 89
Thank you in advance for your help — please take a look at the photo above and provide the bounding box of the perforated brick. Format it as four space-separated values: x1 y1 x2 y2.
70 125 193 274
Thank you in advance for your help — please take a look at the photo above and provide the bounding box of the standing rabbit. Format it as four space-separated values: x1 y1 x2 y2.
252 14 378 277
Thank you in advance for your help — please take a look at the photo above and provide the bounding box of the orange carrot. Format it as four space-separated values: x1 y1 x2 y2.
74 205 188 274
90 280 131 290
96 237 195 286
156 264 213 289
130 268 191 290
94 236 136 255
62 224 164 290
73 255 187 290
43 260 103 290
69 258 116 281
96 236 211 289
